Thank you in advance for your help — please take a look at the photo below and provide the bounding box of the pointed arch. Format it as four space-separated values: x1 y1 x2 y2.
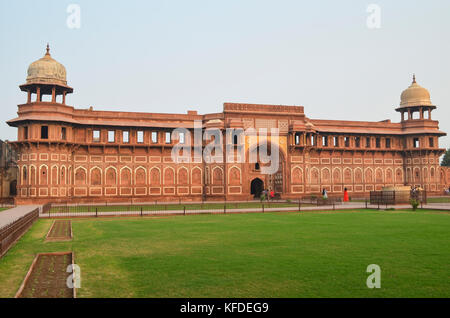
74 166 87 185
177 166 189 185
228 166 241 185
343 167 352 184
413 167 421 183
90 166 102 186
135 166 147 185
364 168 373 183
395 167 403 184
204 166 210 185
149 166 161 185
191 167 202 185
406 167 412 183
39 164 49 185
51 165 58 185
105 166 117 186
375 167 383 183
385 168 394 184
68 166 72 186
212 166 223 185
163 166 175 185
30 165 36 186
321 167 330 184
332 168 341 184
60 165 67 185
354 167 363 183
423 167 429 183
292 166 304 184
310 167 320 184
120 166 132 185
21 165 28 185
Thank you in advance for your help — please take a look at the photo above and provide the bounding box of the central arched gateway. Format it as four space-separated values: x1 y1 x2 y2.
247 142 286 196
250 178 264 198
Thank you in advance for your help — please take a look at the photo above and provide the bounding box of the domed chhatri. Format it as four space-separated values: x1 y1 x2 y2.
19 44 73 104
399 74 433 108
395 75 436 121
26 44 67 86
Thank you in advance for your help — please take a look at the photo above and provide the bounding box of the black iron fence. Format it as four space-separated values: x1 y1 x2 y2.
37 198 354 218
40 200 304 217
370 191 396 205
370 190 427 205
41 202 52 214
0 208 39 258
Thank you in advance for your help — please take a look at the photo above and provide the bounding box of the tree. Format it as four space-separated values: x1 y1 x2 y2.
442 148 450 166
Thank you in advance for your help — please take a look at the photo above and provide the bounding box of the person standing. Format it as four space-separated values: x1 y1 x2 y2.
343 187 349 202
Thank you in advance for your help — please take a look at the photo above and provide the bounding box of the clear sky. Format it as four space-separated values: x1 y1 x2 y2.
1 0 449 154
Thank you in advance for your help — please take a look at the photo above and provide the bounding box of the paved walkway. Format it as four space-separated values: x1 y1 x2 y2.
0 205 41 228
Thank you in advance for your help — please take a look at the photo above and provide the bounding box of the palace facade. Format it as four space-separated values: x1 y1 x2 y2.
7 46 449 204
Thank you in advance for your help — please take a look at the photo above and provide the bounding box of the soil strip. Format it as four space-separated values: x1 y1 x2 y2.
45 220 72 242
15 252 75 298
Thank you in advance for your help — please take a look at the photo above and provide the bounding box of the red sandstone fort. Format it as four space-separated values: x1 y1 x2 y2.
6 46 450 204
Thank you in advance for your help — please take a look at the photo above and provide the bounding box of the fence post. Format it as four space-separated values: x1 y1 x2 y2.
224 205 226 214
298 200 301 212
184 206 186 216
333 202 335 210
262 204 264 213
141 207 143 217
96 208 98 218
365 199 368 209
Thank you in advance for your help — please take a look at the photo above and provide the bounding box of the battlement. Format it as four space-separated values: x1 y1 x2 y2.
223 103 304 115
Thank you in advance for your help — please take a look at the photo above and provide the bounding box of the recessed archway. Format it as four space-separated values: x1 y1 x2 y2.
9 180 17 196
247 142 285 194
250 178 264 198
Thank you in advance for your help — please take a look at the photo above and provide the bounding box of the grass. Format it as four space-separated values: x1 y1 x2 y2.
0 208 9 212
427 197 450 203
49 202 307 213
0 209 449 298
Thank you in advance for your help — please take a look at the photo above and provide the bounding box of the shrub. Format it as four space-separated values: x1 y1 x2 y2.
260 194 266 202
410 198 420 211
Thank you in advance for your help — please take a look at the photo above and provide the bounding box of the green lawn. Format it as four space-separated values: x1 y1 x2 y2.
0 208 9 212
427 197 450 203
0 209 449 298
49 202 306 213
